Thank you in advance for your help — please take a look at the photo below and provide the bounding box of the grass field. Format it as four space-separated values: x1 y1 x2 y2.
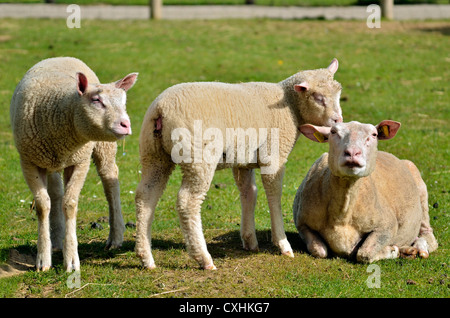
0 17 448 299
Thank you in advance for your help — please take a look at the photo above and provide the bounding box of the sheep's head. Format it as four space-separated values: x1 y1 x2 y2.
299 120 401 178
75 72 138 141
292 58 343 127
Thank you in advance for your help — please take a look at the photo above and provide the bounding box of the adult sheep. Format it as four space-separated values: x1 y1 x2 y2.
136 59 343 270
10 57 138 272
294 120 438 262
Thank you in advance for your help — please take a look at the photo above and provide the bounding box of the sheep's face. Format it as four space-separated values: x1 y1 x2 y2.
75 72 138 141
293 59 343 127
299 120 401 178
327 122 379 177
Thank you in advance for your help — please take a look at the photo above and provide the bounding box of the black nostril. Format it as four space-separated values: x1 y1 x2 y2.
120 119 131 129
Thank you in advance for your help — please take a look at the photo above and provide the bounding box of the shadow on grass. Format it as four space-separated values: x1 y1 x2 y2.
0 229 310 273
416 25 450 36
206 229 309 259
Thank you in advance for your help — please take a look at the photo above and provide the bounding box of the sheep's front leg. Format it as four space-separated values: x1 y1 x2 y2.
297 224 328 258
21 161 52 271
233 168 258 252
63 162 90 272
92 142 125 249
178 164 217 270
356 229 398 263
261 166 294 258
48 172 65 251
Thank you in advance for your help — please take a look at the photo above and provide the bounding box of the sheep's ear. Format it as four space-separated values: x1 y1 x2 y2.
327 58 339 75
376 120 401 140
300 124 330 143
76 72 88 96
115 72 138 92
294 82 309 92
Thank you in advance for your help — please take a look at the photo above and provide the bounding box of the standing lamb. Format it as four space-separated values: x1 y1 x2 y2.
135 59 343 270
10 57 138 272
293 120 438 263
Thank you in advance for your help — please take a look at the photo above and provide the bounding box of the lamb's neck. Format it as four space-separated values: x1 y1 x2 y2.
278 81 304 129
328 175 364 222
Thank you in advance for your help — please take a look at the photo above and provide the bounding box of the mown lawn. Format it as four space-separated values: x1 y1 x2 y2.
0 18 448 299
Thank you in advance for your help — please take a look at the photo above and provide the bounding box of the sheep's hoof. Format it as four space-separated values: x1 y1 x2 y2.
282 250 295 258
105 239 123 250
37 266 51 272
418 251 429 259
143 263 157 270
400 246 418 259
203 263 217 270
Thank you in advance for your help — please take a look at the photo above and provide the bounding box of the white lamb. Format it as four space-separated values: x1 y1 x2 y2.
136 59 343 270
10 57 138 272
294 120 438 262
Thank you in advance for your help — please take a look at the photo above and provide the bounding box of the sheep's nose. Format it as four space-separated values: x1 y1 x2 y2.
344 147 362 158
120 119 130 129
334 116 343 123
119 118 132 135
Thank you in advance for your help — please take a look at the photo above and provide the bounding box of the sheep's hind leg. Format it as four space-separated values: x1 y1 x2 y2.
48 172 64 251
261 166 294 258
399 238 431 259
404 159 438 255
233 168 258 252
135 160 174 269
413 237 430 259
178 163 217 270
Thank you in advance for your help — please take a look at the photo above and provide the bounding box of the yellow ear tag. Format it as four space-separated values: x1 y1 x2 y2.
313 131 325 143
382 125 389 138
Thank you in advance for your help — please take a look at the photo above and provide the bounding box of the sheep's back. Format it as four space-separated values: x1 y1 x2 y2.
155 81 286 131
10 57 100 170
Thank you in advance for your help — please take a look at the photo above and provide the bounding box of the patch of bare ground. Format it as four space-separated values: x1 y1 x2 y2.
0 249 34 279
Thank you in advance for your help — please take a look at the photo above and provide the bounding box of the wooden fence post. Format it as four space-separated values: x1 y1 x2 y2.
150 0 162 20
381 0 394 20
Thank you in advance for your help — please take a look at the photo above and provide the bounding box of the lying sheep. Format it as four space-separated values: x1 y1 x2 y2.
294 120 438 263
136 59 343 270
10 57 138 271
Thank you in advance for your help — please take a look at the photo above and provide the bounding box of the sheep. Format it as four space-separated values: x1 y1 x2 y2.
293 120 438 263
10 57 138 272
135 59 343 270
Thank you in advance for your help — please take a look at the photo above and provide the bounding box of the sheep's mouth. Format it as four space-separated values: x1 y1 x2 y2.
111 126 132 139
344 162 363 169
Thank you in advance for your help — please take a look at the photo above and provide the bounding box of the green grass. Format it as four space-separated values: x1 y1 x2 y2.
0 18 448 298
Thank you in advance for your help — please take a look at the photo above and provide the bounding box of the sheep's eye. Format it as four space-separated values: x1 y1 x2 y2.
330 129 337 135
372 132 378 137
313 93 326 107
91 96 104 107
